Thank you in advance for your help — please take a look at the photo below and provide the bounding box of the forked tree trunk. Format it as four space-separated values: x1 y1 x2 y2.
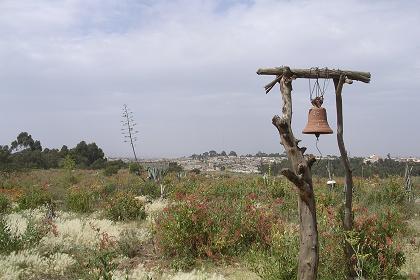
334 75 356 278
272 67 319 280
258 66 370 280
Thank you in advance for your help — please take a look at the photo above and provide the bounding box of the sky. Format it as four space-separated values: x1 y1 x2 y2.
0 0 419 158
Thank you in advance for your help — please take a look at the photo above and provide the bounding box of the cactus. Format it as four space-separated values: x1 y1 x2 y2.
148 167 165 182
147 167 167 198
147 167 156 181
176 171 186 180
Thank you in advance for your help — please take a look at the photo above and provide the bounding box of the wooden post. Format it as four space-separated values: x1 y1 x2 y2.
257 66 370 280
334 75 356 278
271 67 319 280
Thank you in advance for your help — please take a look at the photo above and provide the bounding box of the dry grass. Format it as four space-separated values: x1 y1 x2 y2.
0 169 419 279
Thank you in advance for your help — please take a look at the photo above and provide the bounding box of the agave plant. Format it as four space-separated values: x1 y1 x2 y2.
147 167 167 198
176 171 186 181
147 167 166 182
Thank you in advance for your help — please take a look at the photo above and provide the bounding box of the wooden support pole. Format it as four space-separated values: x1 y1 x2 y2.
258 65 370 279
271 67 319 280
334 75 356 278
257 67 371 83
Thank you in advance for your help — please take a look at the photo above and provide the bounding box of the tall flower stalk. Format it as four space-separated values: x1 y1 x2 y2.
121 104 139 162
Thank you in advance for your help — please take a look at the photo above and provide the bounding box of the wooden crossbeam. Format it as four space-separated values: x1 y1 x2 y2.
257 67 371 83
258 66 371 94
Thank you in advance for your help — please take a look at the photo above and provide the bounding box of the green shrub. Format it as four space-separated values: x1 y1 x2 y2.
101 183 117 197
107 192 146 221
155 194 277 266
84 242 118 280
0 216 47 254
0 194 11 213
66 188 95 213
245 224 299 280
0 218 17 253
128 162 143 175
317 205 347 280
62 172 79 186
347 206 407 279
18 187 51 210
103 165 120 176
90 158 107 169
139 180 160 199
118 229 147 258
167 162 183 173
269 182 286 199
61 155 76 170
103 160 127 176
363 176 406 207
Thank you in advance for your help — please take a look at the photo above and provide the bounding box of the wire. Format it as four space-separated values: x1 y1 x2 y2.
315 136 323 166
309 67 331 109
308 68 312 101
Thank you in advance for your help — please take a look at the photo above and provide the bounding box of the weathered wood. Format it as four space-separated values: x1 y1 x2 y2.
257 67 371 83
264 75 282 94
271 67 319 280
334 75 356 278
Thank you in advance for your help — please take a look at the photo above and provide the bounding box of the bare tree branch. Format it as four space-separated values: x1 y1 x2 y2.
257 67 371 83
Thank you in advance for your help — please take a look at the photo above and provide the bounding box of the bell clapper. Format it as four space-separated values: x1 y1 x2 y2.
302 68 331 165
315 135 323 165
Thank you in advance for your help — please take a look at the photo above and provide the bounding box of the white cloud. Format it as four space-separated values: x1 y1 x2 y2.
0 0 419 157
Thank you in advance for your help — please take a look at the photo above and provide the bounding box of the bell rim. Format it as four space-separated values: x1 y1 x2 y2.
302 131 333 135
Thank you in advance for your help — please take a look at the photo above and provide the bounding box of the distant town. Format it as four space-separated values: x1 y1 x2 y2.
110 152 420 174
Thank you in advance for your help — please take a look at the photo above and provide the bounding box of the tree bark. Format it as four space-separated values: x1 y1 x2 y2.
272 67 319 280
257 67 371 83
334 75 356 278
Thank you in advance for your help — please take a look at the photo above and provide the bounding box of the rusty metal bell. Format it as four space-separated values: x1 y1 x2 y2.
302 106 333 137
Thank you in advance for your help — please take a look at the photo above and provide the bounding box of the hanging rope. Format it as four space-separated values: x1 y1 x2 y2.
306 67 332 157
308 67 330 108
322 67 330 95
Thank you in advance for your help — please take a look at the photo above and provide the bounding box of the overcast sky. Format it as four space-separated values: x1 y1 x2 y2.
0 0 419 158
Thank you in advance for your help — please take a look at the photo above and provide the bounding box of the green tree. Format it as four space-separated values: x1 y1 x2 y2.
70 141 105 167
10 132 42 152
62 155 76 171
228 151 237 157
209 150 217 157
60 145 69 157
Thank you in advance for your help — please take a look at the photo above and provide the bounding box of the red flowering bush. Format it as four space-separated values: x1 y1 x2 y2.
155 192 282 267
347 205 406 279
317 205 347 279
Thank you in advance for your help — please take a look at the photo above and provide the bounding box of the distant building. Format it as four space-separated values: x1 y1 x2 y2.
363 154 381 164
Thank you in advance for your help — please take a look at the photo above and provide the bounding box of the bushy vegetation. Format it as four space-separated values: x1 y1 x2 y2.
347 206 406 279
0 194 11 214
128 162 143 175
260 157 420 178
0 132 108 171
0 216 48 254
0 167 417 279
17 187 52 210
245 224 299 280
154 173 417 279
65 187 95 213
139 180 161 199
155 193 279 266
107 192 146 221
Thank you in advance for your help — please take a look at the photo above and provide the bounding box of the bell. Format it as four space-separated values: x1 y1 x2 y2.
302 106 333 137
